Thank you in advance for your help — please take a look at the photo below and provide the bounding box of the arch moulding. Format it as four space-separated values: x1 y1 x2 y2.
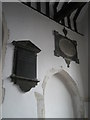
35 68 85 118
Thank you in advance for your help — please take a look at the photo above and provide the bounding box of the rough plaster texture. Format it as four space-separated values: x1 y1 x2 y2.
2 13 9 70
1 13 9 117
35 92 45 118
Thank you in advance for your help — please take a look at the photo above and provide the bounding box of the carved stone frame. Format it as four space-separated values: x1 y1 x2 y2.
53 30 79 67
11 40 41 92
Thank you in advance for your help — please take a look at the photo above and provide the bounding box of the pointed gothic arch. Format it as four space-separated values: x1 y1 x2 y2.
35 68 85 118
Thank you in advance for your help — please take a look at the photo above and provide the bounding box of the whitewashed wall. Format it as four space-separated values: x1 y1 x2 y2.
45 74 75 118
2 2 88 118
0 2 2 119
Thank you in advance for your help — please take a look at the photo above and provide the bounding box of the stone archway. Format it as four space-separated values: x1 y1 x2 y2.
35 68 85 118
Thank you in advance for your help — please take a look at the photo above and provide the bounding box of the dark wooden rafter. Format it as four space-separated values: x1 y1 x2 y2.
21 2 85 36
67 13 72 29
26 2 31 7
61 19 65 25
46 2 50 17
60 2 68 25
36 1 41 12
73 2 86 32
61 1 71 28
22 2 27 5
55 2 86 22
22 2 31 7
53 1 59 19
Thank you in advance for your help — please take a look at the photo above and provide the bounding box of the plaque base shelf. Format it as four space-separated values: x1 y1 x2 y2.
10 74 39 92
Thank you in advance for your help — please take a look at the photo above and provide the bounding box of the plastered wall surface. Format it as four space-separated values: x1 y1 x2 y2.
0 2 2 119
45 75 75 118
2 2 88 118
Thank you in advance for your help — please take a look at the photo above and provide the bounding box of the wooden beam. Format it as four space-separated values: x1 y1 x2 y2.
61 19 65 25
46 2 50 17
61 2 68 9
53 1 59 8
73 2 86 32
22 2 27 5
53 2 59 19
21 2 84 36
61 2 68 26
55 2 85 22
36 2 41 12
26 2 31 7
67 14 71 29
